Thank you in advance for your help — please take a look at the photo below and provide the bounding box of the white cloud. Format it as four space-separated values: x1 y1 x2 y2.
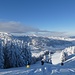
0 21 40 33
0 21 67 36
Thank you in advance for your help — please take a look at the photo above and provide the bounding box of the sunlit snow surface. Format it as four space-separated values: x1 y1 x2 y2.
0 32 75 75
0 51 75 75
52 51 61 65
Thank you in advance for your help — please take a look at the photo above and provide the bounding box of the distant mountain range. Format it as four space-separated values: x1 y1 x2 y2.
0 32 75 52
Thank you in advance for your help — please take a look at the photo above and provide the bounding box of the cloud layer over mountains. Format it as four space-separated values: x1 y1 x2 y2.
0 21 67 36
0 21 40 33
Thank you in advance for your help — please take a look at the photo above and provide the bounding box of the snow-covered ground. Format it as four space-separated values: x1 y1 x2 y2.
0 51 75 75
52 51 61 65
0 32 75 75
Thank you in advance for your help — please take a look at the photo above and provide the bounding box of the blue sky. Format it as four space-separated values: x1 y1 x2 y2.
0 0 75 35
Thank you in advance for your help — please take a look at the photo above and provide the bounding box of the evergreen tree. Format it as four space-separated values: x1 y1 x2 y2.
0 40 4 68
72 46 75 54
0 38 32 68
60 51 67 63
3 41 11 68
21 43 32 65
48 52 52 64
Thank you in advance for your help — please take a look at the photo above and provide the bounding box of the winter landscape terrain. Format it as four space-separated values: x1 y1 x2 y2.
0 32 75 75
0 0 75 75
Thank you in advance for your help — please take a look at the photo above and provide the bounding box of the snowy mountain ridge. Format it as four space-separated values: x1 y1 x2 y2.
0 32 75 41
0 32 12 40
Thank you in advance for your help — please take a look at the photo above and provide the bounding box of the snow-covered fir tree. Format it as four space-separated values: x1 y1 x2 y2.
60 51 67 63
48 52 52 64
43 55 46 62
63 46 75 56
0 39 4 68
72 46 75 54
0 37 32 69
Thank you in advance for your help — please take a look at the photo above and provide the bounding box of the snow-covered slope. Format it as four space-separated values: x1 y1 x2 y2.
0 32 75 75
0 51 75 75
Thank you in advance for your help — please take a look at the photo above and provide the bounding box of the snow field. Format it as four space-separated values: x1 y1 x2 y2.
0 51 75 75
